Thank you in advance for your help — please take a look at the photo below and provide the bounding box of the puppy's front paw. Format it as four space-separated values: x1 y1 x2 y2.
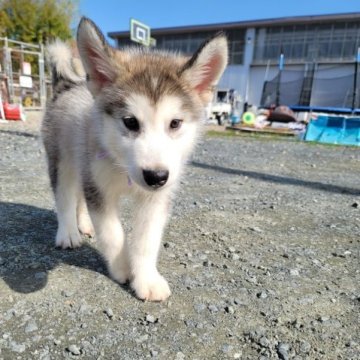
55 228 82 249
131 272 171 301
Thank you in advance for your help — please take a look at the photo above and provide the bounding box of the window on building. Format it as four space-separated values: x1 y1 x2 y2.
116 29 245 65
253 21 360 64
227 29 245 65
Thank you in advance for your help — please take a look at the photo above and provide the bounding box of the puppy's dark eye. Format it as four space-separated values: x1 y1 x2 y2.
170 119 183 130
123 116 140 132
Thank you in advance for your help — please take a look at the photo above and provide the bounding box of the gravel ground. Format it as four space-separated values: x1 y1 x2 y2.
0 114 359 360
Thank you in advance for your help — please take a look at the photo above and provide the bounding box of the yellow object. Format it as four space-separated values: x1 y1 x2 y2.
23 96 32 107
242 111 255 125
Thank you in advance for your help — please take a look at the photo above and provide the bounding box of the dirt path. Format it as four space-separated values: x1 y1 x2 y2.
0 116 359 359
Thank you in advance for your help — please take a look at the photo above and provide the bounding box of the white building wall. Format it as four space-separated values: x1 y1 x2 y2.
217 28 256 107
218 65 245 94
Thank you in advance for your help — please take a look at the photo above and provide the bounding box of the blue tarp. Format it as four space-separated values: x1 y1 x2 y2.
305 116 360 146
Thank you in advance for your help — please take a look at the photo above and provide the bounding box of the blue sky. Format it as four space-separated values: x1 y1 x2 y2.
79 0 360 44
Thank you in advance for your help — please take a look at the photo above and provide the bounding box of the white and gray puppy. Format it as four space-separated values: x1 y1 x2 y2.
42 17 228 301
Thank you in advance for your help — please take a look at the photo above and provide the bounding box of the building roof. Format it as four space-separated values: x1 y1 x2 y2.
108 12 360 39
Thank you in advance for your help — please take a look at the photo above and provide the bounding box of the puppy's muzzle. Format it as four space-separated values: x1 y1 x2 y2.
142 169 169 188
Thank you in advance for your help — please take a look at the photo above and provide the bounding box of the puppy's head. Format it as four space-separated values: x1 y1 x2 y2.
77 17 228 191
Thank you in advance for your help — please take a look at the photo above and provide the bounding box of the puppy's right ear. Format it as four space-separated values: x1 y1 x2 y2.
77 17 116 95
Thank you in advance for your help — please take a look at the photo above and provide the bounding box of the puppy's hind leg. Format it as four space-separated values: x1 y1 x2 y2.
84 181 130 284
90 208 130 284
54 159 83 249
77 195 95 237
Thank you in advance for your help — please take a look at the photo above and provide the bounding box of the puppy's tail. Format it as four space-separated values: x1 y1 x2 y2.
47 40 85 86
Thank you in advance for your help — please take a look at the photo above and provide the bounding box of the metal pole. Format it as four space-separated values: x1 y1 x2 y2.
3 37 14 103
9 48 42 56
275 51 284 107
0 36 40 49
39 43 46 108
352 47 360 112
260 60 270 107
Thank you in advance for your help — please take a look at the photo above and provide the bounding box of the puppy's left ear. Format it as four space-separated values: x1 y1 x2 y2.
77 17 117 95
180 33 228 104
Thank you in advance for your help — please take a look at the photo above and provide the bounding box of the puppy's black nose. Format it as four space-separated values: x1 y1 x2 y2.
142 169 169 188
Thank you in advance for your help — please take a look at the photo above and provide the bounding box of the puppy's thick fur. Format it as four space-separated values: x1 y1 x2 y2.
42 17 228 301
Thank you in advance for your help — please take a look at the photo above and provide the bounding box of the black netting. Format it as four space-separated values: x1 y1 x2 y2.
260 65 360 110
279 78 305 106
310 74 354 108
260 75 278 107
261 70 305 107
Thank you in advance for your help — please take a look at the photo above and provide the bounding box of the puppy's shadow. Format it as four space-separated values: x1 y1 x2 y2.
0 202 127 294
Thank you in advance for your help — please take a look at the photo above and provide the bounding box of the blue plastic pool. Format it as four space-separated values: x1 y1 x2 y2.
305 116 360 146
